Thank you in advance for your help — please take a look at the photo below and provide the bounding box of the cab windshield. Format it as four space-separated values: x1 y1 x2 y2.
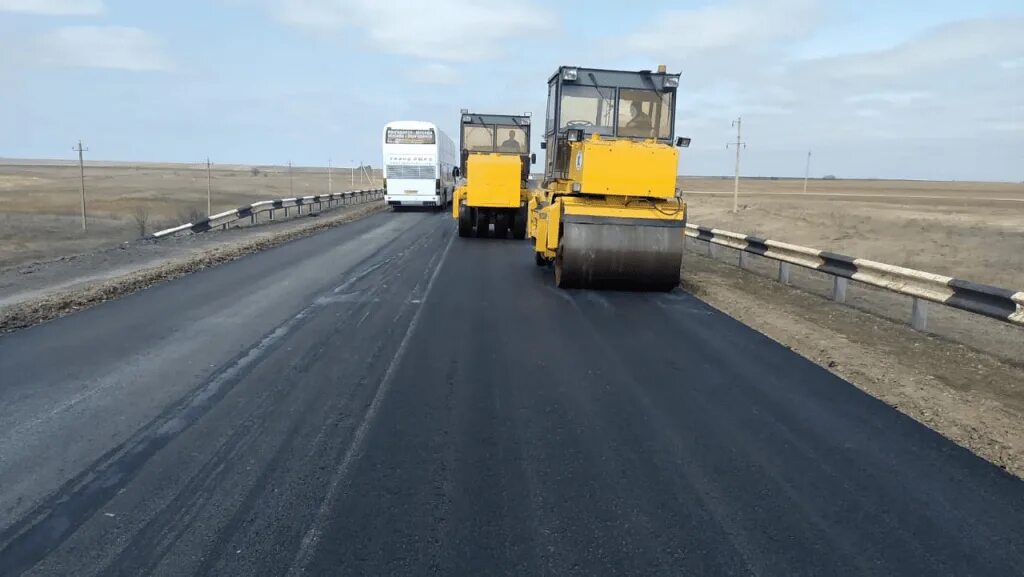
558 86 674 140
463 125 528 154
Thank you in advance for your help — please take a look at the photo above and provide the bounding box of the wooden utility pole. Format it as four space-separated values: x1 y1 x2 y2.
73 140 89 231
288 161 294 196
328 158 333 194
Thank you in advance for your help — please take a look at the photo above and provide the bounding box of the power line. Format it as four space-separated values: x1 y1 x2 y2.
726 117 746 214
73 140 89 231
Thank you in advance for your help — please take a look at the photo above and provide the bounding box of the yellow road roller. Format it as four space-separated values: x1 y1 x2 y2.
452 111 535 238
528 65 690 289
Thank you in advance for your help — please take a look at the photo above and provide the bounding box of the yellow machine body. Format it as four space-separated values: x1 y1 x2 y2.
555 135 679 200
528 65 688 289
452 111 533 239
452 154 523 219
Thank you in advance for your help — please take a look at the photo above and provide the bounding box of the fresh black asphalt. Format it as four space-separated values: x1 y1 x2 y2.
0 210 1021 576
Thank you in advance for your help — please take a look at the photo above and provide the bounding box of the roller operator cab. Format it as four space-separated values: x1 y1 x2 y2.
528 65 691 290
452 112 535 239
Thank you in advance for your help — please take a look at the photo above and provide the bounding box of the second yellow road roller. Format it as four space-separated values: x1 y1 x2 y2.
528 65 690 290
452 111 535 238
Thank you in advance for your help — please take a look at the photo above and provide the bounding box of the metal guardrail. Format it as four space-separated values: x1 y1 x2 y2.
685 224 1024 330
152 189 384 238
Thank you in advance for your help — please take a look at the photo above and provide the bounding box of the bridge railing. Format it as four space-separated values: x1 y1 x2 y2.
685 224 1024 330
152 189 384 238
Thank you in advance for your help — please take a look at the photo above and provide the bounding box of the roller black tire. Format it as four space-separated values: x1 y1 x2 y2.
474 210 490 238
457 203 472 237
493 213 510 239
512 205 527 239
553 250 575 289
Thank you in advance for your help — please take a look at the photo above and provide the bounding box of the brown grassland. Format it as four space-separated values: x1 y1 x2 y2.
680 176 1024 290
0 161 380 270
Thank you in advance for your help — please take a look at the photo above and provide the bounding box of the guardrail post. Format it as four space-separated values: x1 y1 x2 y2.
778 262 791 285
709 242 718 259
832 276 848 303
912 297 928 331
250 214 255 224
738 250 749 269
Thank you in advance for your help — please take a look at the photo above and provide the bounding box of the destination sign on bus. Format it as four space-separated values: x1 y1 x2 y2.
386 128 436 145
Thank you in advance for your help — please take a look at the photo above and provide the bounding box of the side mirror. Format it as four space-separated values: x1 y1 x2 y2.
540 141 547 150
675 137 692 148
530 153 537 165
452 167 460 178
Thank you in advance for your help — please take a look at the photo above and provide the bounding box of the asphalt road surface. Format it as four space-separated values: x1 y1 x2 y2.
1 210 1022 576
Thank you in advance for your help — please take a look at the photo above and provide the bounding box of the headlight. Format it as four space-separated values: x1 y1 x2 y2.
665 76 680 88
562 67 578 81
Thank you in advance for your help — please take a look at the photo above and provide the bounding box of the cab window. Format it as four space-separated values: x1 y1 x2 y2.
559 85 615 136
463 126 495 152
617 89 673 140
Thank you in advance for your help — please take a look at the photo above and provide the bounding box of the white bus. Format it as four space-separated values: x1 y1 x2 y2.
382 120 457 209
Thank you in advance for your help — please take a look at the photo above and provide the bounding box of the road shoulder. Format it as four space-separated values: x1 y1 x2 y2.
681 250 1024 479
0 203 387 333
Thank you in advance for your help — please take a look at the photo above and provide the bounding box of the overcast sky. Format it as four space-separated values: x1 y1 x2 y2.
1 0 1021 180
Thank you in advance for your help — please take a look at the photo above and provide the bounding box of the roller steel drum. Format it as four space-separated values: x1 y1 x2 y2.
554 215 684 290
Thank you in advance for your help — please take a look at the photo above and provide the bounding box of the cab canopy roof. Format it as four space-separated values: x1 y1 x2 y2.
547 66 680 92
460 112 532 127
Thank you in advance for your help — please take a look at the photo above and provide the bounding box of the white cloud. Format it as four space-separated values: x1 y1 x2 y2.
845 91 932 107
622 8 1023 180
824 17 1024 77
623 0 819 53
0 0 103 15
405 62 459 85
276 0 553 61
38 26 173 71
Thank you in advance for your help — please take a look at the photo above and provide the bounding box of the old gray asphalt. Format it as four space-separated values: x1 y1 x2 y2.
0 210 1021 576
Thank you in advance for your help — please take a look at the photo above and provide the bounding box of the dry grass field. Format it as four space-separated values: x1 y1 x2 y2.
0 160 381 270
681 177 1024 290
